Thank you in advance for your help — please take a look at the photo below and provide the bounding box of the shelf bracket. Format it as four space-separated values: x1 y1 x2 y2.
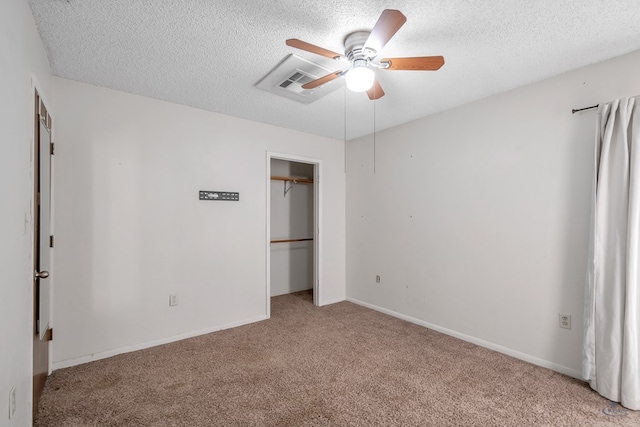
284 179 297 197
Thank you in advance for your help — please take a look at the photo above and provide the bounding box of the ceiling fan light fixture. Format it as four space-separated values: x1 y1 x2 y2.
285 9 444 100
345 60 375 92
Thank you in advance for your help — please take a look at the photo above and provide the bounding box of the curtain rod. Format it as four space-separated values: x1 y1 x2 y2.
572 104 599 114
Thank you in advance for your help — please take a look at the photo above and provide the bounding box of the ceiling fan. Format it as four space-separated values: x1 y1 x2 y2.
286 9 444 100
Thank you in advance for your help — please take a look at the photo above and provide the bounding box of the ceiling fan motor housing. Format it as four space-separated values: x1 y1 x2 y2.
344 31 376 61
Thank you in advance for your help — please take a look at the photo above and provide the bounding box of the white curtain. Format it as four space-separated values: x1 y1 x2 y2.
583 97 640 410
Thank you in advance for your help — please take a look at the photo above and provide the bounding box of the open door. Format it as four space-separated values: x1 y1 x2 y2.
266 153 322 317
33 89 53 418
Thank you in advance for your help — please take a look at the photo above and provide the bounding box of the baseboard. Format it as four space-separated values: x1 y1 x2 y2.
52 314 268 371
346 297 582 380
270 288 345 307
271 285 313 297
319 296 346 306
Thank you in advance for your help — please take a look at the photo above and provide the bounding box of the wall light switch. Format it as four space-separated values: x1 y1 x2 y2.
169 294 178 307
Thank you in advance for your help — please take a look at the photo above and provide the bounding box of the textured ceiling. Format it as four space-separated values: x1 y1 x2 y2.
29 0 640 140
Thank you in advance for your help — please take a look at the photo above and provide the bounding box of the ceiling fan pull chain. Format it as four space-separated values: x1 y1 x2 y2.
344 84 348 174
373 92 376 175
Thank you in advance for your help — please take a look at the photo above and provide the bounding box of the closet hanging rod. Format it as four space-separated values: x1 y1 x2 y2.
571 104 599 114
270 238 314 244
270 175 314 184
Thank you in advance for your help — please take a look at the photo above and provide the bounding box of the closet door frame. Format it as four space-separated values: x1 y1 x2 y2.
266 152 322 318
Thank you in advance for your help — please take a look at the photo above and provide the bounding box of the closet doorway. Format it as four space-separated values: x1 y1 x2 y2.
266 153 321 317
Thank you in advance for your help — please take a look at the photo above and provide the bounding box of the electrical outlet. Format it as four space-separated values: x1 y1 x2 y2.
9 386 16 420
559 314 571 330
169 294 178 307
375 275 381 283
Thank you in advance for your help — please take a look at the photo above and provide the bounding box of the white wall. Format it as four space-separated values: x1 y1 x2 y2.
0 0 52 425
347 49 640 377
270 159 314 297
51 78 345 368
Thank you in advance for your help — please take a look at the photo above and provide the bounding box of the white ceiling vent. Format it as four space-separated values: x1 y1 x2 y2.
256 54 344 104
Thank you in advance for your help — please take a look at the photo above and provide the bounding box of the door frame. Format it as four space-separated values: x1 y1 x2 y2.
266 152 322 318
31 77 53 418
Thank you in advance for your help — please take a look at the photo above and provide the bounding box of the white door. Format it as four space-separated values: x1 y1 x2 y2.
33 90 52 417
37 116 52 338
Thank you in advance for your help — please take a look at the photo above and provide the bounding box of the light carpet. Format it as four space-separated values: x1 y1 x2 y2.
35 291 639 426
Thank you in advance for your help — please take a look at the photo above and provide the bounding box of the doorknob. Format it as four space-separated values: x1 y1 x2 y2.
35 270 49 279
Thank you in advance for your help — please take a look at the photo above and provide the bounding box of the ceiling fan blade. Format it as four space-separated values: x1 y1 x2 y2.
302 71 343 89
380 56 445 71
367 79 385 100
364 9 407 54
286 39 346 61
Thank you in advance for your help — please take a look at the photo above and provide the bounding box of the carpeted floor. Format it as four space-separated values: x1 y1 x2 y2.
36 291 639 426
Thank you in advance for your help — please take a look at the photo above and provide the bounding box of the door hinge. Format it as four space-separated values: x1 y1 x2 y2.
50 235 54 248
50 142 55 155
46 328 53 341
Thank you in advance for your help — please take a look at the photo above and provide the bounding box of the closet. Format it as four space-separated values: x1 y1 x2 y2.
270 159 315 297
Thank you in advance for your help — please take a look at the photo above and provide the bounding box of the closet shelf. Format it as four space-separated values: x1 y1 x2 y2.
271 175 314 184
270 238 314 244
